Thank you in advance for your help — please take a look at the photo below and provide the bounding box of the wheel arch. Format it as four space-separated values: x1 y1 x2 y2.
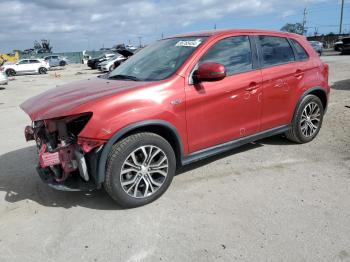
293 87 328 119
96 120 185 186
307 88 328 111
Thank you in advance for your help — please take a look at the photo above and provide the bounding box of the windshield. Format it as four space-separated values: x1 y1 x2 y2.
108 36 207 81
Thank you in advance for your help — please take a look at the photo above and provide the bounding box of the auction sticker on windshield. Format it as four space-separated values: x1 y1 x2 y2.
175 38 202 47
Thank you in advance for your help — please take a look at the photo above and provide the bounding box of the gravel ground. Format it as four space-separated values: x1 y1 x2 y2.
0 57 349 262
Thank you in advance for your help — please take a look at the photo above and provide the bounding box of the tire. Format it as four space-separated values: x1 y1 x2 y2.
104 132 176 208
109 64 115 72
285 94 324 143
5 69 15 77
38 67 47 74
59 61 66 66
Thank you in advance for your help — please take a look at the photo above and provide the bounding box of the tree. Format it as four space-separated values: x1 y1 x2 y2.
281 23 305 35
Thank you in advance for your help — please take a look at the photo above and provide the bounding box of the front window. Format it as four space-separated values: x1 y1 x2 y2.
199 36 253 76
108 37 207 81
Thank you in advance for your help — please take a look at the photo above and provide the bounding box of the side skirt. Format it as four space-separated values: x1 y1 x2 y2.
181 125 290 165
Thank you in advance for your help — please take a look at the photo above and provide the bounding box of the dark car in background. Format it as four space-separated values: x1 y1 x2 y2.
334 37 350 54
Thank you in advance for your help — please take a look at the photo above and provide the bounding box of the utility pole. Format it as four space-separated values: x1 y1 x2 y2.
301 7 307 35
161 32 164 39
138 36 142 48
214 23 217 30
339 0 344 35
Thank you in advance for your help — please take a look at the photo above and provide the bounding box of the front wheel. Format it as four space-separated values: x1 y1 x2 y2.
285 94 324 143
5 69 16 77
38 67 47 74
104 132 176 208
109 64 115 72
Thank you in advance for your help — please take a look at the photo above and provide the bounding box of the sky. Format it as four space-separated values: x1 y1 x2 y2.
0 0 349 53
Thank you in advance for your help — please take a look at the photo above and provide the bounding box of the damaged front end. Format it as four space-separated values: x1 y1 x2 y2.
25 113 105 191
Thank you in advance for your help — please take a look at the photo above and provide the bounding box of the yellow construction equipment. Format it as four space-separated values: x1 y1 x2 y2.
0 51 19 65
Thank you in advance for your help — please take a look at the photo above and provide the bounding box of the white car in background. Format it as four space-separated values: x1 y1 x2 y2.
3 59 50 76
98 54 126 72
0 67 8 85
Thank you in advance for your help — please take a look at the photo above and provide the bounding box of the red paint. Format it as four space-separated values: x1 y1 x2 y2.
21 29 329 158
195 62 226 81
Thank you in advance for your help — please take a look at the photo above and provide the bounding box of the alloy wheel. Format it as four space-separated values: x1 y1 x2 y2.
300 102 321 137
120 145 168 198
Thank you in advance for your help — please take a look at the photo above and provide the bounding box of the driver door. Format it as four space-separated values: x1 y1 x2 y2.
17 59 31 73
185 35 263 153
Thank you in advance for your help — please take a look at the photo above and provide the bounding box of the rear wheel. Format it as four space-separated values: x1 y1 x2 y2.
5 69 16 77
59 61 66 66
38 67 47 74
104 132 176 208
285 94 324 143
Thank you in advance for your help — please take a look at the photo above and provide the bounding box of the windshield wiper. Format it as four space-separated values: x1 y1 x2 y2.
108 74 140 81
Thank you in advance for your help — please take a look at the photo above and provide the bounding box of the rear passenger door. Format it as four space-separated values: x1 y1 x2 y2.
257 35 299 131
29 60 41 72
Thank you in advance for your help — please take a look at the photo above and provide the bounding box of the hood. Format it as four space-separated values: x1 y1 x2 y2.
20 77 151 121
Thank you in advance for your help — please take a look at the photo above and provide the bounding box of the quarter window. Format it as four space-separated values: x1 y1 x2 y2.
29 60 40 63
259 36 295 67
18 60 28 64
199 36 253 76
290 39 309 61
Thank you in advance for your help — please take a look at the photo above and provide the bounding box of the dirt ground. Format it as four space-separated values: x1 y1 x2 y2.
0 56 349 262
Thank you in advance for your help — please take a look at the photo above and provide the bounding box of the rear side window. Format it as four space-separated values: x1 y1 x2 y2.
199 36 252 75
258 36 295 67
29 60 40 63
290 39 309 61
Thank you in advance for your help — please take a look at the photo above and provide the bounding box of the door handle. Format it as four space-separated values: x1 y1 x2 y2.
294 69 304 79
246 82 260 91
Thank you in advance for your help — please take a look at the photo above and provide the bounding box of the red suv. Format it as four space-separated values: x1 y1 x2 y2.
21 29 329 207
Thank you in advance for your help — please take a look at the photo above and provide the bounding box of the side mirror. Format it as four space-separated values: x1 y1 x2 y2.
194 62 226 82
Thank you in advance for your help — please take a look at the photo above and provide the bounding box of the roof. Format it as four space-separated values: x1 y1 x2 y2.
169 29 300 39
